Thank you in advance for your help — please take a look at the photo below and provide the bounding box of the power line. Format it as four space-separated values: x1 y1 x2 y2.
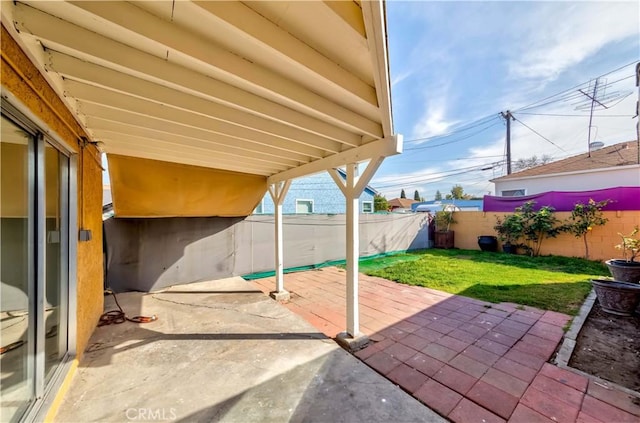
397 154 505 163
516 112 634 118
373 162 504 189
510 114 568 153
513 60 638 112
405 120 502 151
403 114 500 144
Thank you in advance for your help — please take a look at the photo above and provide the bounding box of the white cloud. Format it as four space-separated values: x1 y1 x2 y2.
508 3 639 82
391 69 413 87
411 99 461 141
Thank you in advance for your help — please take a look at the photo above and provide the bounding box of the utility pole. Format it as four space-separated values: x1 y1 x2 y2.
635 63 640 164
501 111 513 174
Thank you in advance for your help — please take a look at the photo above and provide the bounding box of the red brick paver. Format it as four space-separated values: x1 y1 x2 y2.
253 267 640 423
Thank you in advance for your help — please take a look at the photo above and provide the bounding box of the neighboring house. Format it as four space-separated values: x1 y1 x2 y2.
412 199 483 212
388 197 417 212
255 170 377 214
491 140 640 196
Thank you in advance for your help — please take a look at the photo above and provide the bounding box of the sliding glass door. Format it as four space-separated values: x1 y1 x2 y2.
0 115 34 423
1 113 70 422
44 142 69 384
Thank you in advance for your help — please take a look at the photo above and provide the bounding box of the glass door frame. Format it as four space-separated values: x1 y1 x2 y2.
2 95 78 422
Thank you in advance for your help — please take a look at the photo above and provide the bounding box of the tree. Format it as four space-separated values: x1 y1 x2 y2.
565 199 611 259
400 189 406 199
435 190 442 201
450 185 467 200
413 190 420 201
517 201 563 257
513 155 552 171
374 194 389 212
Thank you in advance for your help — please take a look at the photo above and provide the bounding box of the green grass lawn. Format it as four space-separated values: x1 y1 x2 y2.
363 249 610 315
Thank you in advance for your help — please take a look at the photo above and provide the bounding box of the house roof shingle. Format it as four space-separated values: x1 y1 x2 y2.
388 198 417 209
492 140 639 181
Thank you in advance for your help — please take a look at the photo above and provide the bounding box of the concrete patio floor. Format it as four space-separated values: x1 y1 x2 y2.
54 277 445 423
254 267 640 423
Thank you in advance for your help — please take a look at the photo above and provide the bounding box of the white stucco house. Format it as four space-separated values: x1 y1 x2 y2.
491 140 640 196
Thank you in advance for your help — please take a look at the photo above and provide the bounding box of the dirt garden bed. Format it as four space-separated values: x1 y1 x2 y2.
568 300 640 392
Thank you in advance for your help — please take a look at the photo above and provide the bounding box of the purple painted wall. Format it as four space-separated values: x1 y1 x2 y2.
483 186 640 212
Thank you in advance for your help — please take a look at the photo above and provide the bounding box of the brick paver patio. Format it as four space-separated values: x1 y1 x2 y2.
253 267 640 423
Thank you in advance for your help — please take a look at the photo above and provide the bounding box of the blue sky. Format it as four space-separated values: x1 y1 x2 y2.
371 0 639 200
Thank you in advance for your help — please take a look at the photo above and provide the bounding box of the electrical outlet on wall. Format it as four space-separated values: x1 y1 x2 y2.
78 229 92 242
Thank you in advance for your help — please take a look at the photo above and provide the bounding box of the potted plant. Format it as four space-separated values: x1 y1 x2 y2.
434 209 456 249
493 214 523 254
590 279 640 316
605 226 640 283
591 226 640 316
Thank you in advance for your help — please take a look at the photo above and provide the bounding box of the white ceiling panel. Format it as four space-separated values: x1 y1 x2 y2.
2 0 399 182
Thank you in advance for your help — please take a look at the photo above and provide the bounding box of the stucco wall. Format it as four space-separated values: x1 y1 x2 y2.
259 172 375 214
494 165 640 196
108 154 267 217
1 24 103 358
451 210 640 261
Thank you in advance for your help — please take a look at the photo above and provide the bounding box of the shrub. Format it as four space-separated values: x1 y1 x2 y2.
435 210 456 232
565 199 610 259
494 214 524 245
616 226 640 262
516 201 563 257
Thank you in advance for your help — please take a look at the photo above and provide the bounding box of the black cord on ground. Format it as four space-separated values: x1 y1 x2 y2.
98 290 157 326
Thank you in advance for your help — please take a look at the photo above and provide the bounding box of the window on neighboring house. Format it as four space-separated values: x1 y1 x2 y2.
501 189 526 197
295 199 313 214
254 200 263 214
362 201 373 213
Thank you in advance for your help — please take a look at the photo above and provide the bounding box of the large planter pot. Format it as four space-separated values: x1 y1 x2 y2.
502 243 517 254
434 231 454 249
477 235 498 252
605 259 640 284
591 278 640 316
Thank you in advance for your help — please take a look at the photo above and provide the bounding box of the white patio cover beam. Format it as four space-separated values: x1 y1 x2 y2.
11 2 366 147
46 1 383 138
268 180 292 301
268 135 402 185
328 156 385 342
52 54 346 156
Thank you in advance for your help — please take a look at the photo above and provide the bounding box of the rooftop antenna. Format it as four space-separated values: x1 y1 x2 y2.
574 77 632 157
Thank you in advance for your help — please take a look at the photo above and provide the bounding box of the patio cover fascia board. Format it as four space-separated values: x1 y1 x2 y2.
267 135 402 185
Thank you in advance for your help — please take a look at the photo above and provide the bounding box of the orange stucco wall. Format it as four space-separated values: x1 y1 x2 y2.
451 210 640 261
1 23 104 358
108 154 267 217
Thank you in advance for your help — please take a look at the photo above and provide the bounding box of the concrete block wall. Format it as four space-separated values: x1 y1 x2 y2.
452 211 640 261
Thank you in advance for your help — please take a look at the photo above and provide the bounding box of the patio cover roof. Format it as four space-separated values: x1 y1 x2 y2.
1 0 401 217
